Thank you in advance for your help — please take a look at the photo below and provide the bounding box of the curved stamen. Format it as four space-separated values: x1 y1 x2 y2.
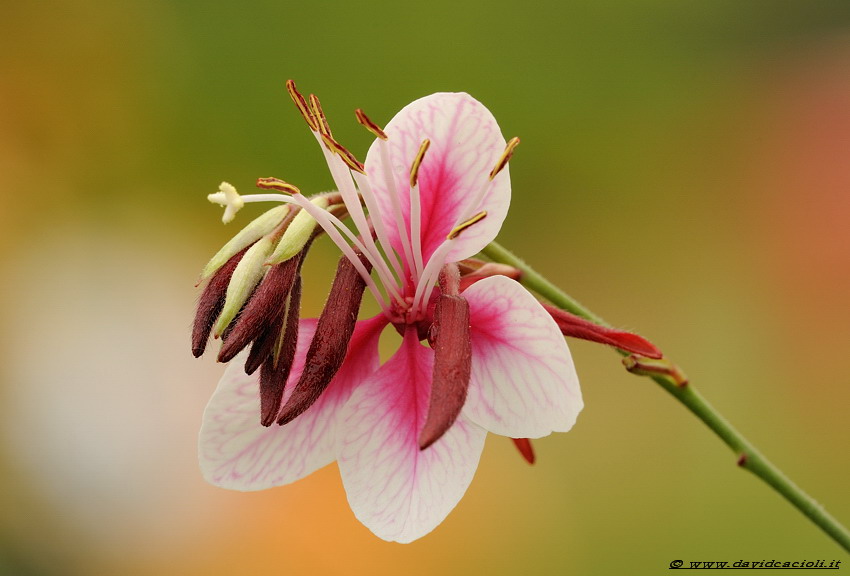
285 79 318 132
489 137 520 181
457 138 518 223
412 211 488 313
310 133 403 302
408 139 430 278
308 93 333 139
355 108 388 140
377 138 416 278
285 192 391 312
352 171 404 281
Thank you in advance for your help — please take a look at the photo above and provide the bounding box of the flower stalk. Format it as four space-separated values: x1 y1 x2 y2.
480 240 850 553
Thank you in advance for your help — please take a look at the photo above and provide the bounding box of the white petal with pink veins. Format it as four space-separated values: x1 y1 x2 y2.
199 317 383 490
364 92 511 264
337 329 487 543
463 276 583 438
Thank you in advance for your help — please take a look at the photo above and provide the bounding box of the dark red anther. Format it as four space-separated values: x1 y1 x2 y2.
259 275 302 426
217 254 301 364
511 438 536 465
277 251 371 425
542 303 663 359
418 293 472 450
192 244 254 358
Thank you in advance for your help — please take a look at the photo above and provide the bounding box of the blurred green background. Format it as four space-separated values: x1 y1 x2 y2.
2 1 849 574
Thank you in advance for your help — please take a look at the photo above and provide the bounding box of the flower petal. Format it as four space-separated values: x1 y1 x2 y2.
337 329 487 543
463 276 583 437
364 92 510 264
198 316 384 490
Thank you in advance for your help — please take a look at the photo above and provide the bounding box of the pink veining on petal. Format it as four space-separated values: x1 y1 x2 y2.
364 92 511 267
198 317 384 490
337 328 487 543
462 276 583 438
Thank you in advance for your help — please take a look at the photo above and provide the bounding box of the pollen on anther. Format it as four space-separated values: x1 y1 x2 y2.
286 79 319 132
321 134 366 174
256 177 300 195
355 109 388 140
308 94 332 138
489 136 520 180
447 210 487 239
409 139 431 188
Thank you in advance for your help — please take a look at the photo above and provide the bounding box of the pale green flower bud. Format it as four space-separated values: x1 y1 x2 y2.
199 205 290 281
265 195 331 265
213 235 276 337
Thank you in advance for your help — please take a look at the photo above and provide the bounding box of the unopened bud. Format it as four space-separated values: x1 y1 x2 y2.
199 205 290 281
543 303 663 359
213 235 276 337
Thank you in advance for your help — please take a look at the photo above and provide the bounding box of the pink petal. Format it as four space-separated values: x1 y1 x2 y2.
462 276 583 437
364 92 510 264
337 328 487 543
198 316 384 490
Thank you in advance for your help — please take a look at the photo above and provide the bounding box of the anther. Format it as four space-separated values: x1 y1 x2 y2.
320 133 366 174
409 139 431 188
447 210 487 240
286 79 319 132
354 109 387 140
256 177 301 195
489 136 520 180
308 93 332 138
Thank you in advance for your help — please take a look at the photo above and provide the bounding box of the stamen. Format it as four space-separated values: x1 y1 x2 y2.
447 210 487 239
408 139 430 278
409 139 430 188
285 193 391 312
378 139 416 276
489 136 520 180
412 211 488 313
354 108 387 140
308 94 332 138
256 177 301 195
309 132 404 303
320 133 366 174
457 138 518 223
352 171 404 283
286 79 318 132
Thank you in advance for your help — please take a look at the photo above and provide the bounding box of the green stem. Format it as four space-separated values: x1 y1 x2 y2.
480 240 850 553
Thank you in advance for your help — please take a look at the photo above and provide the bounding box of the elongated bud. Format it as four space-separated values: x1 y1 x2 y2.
266 196 330 265
542 303 663 359
511 438 536 465
419 293 472 450
259 274 302 426
213 236 276 337
217 252 302 364
199 205 290 281
277 250 372 425
192 244 253 357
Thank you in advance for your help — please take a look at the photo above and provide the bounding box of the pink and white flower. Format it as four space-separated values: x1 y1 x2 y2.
195 83 583 542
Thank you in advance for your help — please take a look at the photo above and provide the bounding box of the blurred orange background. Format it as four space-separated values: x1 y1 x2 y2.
1 1 849 574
